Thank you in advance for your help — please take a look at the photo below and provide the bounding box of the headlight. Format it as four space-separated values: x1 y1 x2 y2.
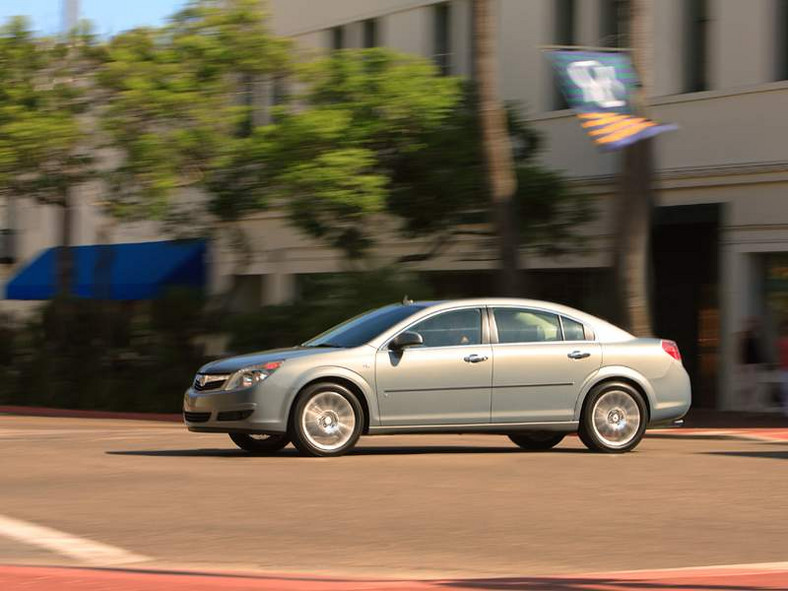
224 360 284 391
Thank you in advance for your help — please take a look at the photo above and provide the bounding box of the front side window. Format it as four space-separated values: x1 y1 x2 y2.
408 308 482 347
494 308 561 343
304 304 427 348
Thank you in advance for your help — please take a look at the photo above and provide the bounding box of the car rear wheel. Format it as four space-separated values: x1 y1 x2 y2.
290 382 363 457
229 433 289 453
579 382 647 453
508 432 565 450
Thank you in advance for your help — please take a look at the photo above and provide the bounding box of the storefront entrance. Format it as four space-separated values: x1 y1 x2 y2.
652 204 721 409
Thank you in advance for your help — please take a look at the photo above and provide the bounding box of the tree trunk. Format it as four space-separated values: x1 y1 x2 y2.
613 0 654 336
56 188 74 297
473 0 519 297
614 138 653 336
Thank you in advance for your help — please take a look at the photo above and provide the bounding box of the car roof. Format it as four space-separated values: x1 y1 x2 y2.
369 298 633 345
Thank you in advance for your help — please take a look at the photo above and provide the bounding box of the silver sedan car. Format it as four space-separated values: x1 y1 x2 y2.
184 299 691 456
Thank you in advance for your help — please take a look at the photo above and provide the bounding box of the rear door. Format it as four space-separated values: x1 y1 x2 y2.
490 307 601 423
375 307 492 425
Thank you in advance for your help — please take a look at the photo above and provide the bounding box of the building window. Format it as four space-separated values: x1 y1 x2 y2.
272 77 287 107
330 26 344 51
363 18 378 48
433 2 452 76
600 0 629 48
778 0 788 80
684 0 709 92
553 0 576 109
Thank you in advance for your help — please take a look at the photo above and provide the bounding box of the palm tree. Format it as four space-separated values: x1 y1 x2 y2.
612 0 654 336
472 0 519 296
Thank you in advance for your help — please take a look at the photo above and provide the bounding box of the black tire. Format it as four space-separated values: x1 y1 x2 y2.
579 381 648 453
229 432 290 453
508 432 565 450
289 382 364 457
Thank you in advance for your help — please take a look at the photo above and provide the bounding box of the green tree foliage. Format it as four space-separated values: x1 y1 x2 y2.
244 49 462 257
99 0 290 220
0 17 102 293
0 18 99 203
261 49 594 262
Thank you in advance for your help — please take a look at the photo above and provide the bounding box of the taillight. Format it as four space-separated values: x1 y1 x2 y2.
661 340 682 362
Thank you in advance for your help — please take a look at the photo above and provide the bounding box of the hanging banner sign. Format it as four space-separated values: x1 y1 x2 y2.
547 50 677 150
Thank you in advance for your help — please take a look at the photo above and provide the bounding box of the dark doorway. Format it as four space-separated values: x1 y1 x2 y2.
652 204 721 408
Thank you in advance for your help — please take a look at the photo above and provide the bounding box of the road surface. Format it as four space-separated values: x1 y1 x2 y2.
0 415 786 588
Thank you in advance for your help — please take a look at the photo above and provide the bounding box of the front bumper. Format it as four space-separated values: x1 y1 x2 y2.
183 385 287 434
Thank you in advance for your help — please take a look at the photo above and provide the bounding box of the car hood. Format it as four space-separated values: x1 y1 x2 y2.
198 347 346 374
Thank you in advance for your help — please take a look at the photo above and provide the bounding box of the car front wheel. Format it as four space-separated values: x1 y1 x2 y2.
229 432 290 453
579 382 647 453
290 382 363 457
508 432 565 450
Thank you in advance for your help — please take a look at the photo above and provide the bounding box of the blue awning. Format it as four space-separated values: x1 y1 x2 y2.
5 240 207 300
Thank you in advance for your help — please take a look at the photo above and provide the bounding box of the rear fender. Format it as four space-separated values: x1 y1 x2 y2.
573 365 658 421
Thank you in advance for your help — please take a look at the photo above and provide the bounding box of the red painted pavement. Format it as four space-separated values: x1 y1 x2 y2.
650 427 788 442
2 565 788 591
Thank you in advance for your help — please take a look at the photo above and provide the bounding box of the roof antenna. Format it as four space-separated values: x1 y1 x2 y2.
402 294 413 305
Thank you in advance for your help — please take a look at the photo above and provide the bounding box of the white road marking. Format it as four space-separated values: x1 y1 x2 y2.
0 515 150 566
580 560 788 577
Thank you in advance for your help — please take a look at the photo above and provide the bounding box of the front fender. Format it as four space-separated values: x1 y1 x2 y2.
573 365 658 421
282 365 380 428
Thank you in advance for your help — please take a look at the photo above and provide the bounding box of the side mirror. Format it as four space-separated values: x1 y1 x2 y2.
389 331 423 350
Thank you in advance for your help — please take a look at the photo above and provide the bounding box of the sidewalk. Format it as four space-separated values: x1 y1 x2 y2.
0 406 180 422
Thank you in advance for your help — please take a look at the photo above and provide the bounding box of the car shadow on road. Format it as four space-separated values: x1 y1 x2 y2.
703 450 788 460
106 446 591 458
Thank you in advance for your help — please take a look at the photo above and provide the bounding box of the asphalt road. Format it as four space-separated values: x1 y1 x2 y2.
1 415 787 581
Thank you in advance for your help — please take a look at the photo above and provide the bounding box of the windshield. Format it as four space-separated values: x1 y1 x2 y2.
303 304 427 348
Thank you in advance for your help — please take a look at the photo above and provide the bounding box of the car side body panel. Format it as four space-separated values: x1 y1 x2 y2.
491 341 602 422
184 298 692 439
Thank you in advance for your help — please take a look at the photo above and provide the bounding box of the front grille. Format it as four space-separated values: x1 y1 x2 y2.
184 411 211 423
193 374 229 391
217 410 254 422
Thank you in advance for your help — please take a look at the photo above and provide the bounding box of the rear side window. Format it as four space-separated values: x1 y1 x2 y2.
493 308 561 343
409 308 482 347
562 317 586 341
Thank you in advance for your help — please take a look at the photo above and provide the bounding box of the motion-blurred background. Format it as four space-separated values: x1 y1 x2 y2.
0 0 786 418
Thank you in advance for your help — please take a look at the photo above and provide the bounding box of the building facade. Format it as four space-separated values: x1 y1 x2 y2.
260 0 788 413
2 0 788 412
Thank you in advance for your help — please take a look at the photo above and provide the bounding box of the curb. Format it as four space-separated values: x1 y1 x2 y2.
0 406 181 423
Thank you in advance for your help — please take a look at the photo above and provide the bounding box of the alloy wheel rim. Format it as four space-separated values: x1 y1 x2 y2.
301 391 356 452
591 390 641 448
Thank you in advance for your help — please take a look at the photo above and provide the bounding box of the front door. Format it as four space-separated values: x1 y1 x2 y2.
375 307 492 425
490 307 601 423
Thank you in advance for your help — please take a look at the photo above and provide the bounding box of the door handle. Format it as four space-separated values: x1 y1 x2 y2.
568 351 591 360
464 354 489 363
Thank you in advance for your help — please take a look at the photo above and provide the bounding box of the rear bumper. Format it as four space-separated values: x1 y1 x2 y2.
648 362 692 425
182 386 287 435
